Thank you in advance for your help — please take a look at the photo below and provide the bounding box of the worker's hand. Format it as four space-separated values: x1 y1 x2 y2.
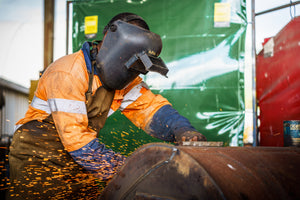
175 130 207 144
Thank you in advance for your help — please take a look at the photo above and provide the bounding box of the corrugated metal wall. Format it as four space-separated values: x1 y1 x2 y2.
0 78 28 145
0 78 28 198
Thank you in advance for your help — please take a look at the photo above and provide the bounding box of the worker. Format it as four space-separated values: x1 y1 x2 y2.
8 12 206 199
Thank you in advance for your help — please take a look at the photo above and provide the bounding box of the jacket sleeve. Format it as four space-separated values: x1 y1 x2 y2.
40 66 124 180
120 79 197 142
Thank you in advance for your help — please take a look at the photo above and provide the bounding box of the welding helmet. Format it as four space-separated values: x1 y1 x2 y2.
95 15 168 90
102 12 150 35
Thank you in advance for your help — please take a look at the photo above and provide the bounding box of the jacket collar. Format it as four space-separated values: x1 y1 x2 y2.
81 41 98 75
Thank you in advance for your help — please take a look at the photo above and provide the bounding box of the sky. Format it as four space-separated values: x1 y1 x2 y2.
0 0 66 88
255 0 300 51
0 0 299 88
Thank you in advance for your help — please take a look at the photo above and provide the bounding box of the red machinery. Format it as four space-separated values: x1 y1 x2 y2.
256 16 300 146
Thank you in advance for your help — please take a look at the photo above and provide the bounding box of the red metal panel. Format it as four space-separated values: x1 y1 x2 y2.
256 16 300 146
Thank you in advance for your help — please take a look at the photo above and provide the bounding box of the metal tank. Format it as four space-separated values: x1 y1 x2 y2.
257 16 300 147
99 143 300 200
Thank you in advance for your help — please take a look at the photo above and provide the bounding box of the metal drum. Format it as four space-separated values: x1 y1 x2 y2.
284 120 300 147
99 143 300 200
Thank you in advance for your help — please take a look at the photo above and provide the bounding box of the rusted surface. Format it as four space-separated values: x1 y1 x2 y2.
181 141 223 147
100 143 300 200
179 146 300 200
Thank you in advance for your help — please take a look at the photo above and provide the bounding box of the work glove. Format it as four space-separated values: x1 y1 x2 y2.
86 86 115 134
175 130 207 144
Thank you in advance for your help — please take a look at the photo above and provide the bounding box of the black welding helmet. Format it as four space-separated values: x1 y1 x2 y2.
95 20 169 90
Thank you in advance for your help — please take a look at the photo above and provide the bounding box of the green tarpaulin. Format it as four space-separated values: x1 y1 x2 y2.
71 0 247 155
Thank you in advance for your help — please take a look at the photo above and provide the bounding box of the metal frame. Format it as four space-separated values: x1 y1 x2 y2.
251 0 257 146
256 1 300 16
66 1 73 55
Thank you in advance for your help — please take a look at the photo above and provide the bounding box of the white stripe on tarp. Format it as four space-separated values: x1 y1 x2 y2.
31 96 51 114
48 98 87 114
119 83 143 111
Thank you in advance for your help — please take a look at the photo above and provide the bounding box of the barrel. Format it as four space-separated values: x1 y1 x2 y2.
284 120 300 147
99 143 300 200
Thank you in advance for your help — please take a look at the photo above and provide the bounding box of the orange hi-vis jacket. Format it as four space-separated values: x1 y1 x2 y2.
16 50 170 151
15 46 198 179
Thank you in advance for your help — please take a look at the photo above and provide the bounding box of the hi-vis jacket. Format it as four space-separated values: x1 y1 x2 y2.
15 43 198 180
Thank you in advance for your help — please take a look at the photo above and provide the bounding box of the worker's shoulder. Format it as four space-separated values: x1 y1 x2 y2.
46 50 86 76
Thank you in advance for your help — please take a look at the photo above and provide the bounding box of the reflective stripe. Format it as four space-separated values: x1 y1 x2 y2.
107 108 115 117
14 124 23 132
31 96 51 114
48 98 87 114
119 83 143 111
31 96 87 115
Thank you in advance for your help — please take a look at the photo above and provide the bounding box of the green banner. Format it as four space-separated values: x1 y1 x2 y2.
72 0 247 155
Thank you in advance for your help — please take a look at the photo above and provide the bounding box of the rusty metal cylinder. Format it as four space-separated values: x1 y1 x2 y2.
99 143 300 200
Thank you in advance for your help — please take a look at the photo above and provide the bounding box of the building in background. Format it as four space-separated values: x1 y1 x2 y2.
0 77 28 197
0 77 28 146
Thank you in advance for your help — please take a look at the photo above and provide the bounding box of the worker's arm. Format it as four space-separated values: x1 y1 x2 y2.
145 104 206 142
120 78 206 142
39 59 124 180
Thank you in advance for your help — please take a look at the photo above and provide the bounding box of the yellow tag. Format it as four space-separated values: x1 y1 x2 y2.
85 15 98 35
214 3 231 27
